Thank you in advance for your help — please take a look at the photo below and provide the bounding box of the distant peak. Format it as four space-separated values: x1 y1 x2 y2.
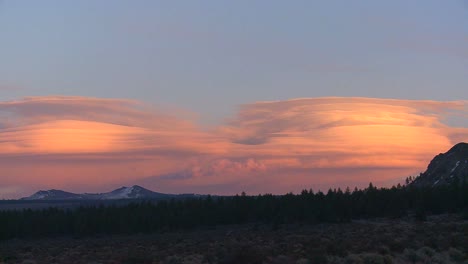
20 185 180 200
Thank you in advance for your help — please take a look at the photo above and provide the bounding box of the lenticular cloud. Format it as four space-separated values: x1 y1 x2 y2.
0 96 467 198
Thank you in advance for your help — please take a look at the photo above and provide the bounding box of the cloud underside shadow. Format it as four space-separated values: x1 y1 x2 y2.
0 96 467 196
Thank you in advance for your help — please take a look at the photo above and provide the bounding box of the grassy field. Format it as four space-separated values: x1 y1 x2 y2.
0 214 466 264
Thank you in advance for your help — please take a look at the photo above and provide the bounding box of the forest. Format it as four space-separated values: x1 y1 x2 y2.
0 180 466 240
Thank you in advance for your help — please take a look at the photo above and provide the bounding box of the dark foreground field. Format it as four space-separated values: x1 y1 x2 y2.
1 214 466 264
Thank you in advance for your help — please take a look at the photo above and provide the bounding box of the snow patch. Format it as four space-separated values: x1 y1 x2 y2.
450 161 460 173
102 186 142 199
30 192 47 199
121 186 134 198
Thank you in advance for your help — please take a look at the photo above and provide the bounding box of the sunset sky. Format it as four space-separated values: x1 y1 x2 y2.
0 1 467 198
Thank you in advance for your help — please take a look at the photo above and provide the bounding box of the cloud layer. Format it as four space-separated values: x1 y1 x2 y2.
0 96 467 198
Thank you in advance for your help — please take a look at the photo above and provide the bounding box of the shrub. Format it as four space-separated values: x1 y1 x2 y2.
403 248 423 263
388 239 405 253
345 254 362 264
448 247 465 262
378 246 390 255
308 248 328 264
382 255 393 264
361 253 386 264
417 246 435 258
429 253 453 264
121 249 153 264
296 258 311 264
218 245 265 264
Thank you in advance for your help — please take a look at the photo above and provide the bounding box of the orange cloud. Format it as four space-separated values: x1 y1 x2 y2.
0 96 220 156
0 96 466 198
171 97 467 192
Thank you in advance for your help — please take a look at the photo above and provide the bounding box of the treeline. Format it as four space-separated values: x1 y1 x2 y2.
0 181 467 240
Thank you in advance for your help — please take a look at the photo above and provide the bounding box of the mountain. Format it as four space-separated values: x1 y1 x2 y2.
411 142 468 187
21 185 177 200
98 185 172 200
22 189 85 200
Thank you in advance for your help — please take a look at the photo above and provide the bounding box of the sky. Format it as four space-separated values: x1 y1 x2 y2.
0 1 467 198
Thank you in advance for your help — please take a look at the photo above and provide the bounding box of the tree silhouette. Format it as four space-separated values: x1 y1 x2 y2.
0 180 466 240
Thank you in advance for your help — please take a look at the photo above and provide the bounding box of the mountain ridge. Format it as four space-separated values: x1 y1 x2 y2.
21 185 195 200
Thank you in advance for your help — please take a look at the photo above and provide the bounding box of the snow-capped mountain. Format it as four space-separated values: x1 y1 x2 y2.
411 142 468 187
24 189 85 200
21 185 176 200
99 185 172 200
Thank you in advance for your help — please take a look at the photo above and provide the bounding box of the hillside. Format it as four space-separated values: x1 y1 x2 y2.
412 142 468 187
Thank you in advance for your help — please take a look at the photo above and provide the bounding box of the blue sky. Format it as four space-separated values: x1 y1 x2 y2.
1 0 467 123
